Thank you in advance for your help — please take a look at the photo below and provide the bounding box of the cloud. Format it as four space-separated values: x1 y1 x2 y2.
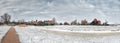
0 0 120 24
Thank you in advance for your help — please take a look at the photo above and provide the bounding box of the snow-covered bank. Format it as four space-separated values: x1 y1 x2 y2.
15 26 120 43
43 25 120 31
0 26 10 42
44 29 120 37
38 25 120 37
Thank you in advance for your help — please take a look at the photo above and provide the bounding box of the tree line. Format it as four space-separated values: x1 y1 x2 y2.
0 13 109 26
0 13 11 25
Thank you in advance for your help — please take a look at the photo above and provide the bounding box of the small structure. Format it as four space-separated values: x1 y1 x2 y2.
81 19 88 25
28 18 57 26
97 20 101 25
44 20 55 25
71 20 77 25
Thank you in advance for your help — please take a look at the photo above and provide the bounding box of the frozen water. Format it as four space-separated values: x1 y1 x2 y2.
43 25 120 31
15 25 120 43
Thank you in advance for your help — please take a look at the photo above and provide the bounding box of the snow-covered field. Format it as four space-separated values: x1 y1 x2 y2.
15 25 120 43
0 26 10 42
44 25 120 31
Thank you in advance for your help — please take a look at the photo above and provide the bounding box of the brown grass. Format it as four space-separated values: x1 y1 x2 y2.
18 24 27 27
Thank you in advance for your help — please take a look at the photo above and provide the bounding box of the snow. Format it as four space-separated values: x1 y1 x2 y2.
0 26 10 42
44 25 120 31
15 25 120 43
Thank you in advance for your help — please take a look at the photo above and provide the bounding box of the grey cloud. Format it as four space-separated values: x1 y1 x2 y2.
0 0 120 24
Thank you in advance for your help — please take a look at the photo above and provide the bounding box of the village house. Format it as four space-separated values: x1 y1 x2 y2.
29 18 56 26
81 19 88 25
44 20 55 25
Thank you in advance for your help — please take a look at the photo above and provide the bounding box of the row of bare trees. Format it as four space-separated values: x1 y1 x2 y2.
0 13 11 25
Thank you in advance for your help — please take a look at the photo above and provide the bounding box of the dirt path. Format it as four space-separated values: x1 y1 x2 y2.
1 27 20 43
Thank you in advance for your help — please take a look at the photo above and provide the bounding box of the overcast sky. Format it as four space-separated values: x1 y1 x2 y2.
0 0 120 24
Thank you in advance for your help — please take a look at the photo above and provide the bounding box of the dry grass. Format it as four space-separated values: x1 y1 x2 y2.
18 24 27 27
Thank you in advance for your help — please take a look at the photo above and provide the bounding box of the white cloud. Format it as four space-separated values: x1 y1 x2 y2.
0 0 120 24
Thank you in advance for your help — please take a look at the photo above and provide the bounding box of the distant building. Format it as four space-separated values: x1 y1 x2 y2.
30 21 38 25
38 21 44 25
29 18 56 26
81 19 88 25
97 20 101 25
44 20 55 25
71 20 77 25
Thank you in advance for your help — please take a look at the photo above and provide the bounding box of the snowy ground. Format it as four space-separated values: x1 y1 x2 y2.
0 26 10 42
43 25 120 31
15 25 120 43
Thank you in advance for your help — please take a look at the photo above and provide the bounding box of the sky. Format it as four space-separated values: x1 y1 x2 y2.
0 0 120 24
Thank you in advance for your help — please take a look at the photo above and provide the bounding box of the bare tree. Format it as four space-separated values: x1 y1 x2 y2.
1 13 11 24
